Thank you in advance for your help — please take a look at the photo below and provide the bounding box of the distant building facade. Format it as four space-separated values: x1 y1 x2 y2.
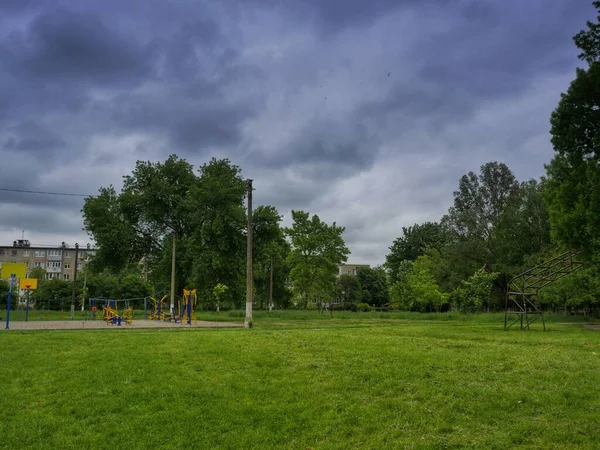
339 263 370 276
0 239 96 281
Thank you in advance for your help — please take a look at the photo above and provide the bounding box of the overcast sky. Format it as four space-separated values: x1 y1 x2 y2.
0 0 595 265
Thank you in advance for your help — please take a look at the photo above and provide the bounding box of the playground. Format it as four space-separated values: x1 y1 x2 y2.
1 262 244 330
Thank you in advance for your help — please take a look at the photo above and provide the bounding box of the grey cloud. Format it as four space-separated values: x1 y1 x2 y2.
256 119 379 177
2 121 65 159
415 1 593 99
0 203 84 236
1 9 156 87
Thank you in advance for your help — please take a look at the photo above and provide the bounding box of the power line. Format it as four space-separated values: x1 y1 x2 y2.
0 187 94 197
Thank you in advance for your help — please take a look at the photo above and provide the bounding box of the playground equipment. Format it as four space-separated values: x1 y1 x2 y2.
505 249 584 331
148 289 198 324
179 289 198 325
148 294 168 321
100 300 133 326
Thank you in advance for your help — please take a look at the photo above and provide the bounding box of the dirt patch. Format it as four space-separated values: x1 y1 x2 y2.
2 319 244 331
584 324 600 331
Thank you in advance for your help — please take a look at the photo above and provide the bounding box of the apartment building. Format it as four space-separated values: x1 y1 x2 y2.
339 263 370 276
0 239 96 281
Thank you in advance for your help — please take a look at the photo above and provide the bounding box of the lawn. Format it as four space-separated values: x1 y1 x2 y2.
1 316 599 449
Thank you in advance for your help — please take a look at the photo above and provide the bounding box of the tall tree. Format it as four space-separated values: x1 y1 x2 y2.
83 155 196 282
82 186 150 273
545 1 600 256
441 162 521 280
252 205 290 309
385 221 447 283
336 274 362 307
188 158 248 307
356 266 389 307
285 211 350 308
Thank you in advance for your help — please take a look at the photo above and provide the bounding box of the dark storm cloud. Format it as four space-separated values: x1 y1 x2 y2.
257 119 379 174
248 0 429 33
2 121 65 158
0 9 155 87
414 1 590 99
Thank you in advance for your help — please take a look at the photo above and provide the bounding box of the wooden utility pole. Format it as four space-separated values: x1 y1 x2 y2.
70 243 79 319
269 256 273 312
245 179 253 328
170 234 176 314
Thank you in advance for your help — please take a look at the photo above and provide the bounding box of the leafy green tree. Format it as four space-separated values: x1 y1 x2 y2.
336 274 362 308
116 274 153 300
83 155 197 290
439 162 551 291
452 267 499 313
385 222 448 283
82 186 150 273
491 179 553 275
0 279 10 308
389 254 449 312
29 267 46 280
356 266 389 307
540 264 600 316
285 210 350 308
188 158 248 307
33 279 73 310
252 205 291 309
213 283 229 311
545 1 600 256
389 260 414 310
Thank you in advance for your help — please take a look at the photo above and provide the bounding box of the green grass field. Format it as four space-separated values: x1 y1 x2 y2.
1 314 599 449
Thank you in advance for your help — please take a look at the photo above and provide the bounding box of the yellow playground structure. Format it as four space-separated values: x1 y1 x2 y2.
101 300 133 326
148 289 198 324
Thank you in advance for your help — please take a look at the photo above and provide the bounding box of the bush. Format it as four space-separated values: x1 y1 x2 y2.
358 303 372 312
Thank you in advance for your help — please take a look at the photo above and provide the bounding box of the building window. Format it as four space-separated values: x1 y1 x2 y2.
64 251 71 258
77 264 82 270
64 263 71 269
35 250 46 257
47 261 60 269
23 250 30 257
11 249 17 256
63 274 70 280
0 249 4 255
48 249 62 256
34 262 43 268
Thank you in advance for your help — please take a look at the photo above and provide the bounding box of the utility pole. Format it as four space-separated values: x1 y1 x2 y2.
245 179 253 328
81 273 87 312
70 243 79 319
170 233 176 314
269 255 273 312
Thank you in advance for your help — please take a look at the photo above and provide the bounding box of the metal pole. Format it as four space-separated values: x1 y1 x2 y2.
26 289 30 322
245 179 253 328
187 291 192 325
170 234 176 314
81 274 87 312
70 243 79 319
5 274 15 329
